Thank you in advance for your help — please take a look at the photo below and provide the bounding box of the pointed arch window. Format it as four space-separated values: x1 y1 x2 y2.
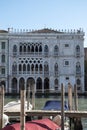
31 45 34 52
76 45 80 57
44 62 49 75
19 46 22 54
76 78 81 90
54 78 58 90
23 64 26 73
1 54 5 63
39 45 42 52
13 45 17 56
54 45 58 56
24 45 26 53
31 64 34 73
19 64 22 74
44 45 49 56
35 45 38 52
54 63 58 76
76 62 81 74
12 62 17 74
39 64 43 72
28 46 30 53
35 64 38 72
27 64 30 72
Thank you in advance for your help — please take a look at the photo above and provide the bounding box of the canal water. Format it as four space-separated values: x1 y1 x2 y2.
4 95 87 130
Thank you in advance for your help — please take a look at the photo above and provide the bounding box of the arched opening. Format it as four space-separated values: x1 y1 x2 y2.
19 77 25 92
1 81 6 91
36 77 42 92
26 77 35 92
12 78 17 93
44 78 49 92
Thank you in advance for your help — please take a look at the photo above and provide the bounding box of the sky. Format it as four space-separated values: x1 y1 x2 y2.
0 0 87 47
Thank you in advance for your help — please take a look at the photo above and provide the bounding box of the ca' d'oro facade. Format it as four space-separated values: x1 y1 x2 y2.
0 28 85 94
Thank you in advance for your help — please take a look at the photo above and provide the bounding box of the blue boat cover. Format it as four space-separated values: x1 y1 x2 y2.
42 100 68 110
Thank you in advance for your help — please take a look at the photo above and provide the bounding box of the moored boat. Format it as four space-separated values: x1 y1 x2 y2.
4 100 32 112
42 100 68 110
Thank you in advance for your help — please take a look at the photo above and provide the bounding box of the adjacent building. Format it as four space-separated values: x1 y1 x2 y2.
0 28 85 94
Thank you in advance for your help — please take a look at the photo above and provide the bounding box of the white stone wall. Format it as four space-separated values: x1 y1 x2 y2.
0 29 85 93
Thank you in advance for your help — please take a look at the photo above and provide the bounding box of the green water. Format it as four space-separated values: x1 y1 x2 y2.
4 95 87 130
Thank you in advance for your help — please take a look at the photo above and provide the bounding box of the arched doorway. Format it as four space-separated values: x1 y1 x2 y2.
1 81 6 91
36 77 42 92
26 77 35 92
19 77 25 93
44 78 49 92
12 78 17 93
26 77 35 109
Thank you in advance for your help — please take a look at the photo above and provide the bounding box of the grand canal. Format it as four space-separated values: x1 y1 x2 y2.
4 95 87 130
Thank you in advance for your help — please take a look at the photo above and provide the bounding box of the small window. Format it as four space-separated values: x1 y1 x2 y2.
1 55 5 63
1 42 5 49
65 61 69 65
65 44 69 47
1 68 5 74
66 77 69 80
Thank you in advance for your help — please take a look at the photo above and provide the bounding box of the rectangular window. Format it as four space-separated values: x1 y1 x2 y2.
1 42 5 49
1 68 5 74
65 44 69 47
66 77 69 80
65 61 69 65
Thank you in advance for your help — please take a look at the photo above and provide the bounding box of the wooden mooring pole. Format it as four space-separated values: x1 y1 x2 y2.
68 83 73 130
0 85 4 129
20 85 26 130
68 83 73 111
61 83 65 130
74 84 78 111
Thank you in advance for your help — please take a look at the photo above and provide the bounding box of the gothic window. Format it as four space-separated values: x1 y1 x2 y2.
24 45 26 53
39 64 42 72
19 64 22 73
76 45 80 57
28 46 30 53
31 64 34 73
19 46 22 54
54 79 58 90
54 45 58 56
27 64 30 72
54 63 58 71
54 79 58 85
12 62 17 74
23 64 26 73
35 45 38 52
11 78 17 93
35 64 38 72
54 63 58 76
76 62 81 74
13 45 17 56
44 45 49 56
76 79 81 85
36 77 42 92
39 45 42 52
44 62 49 75
1 54 5 63
31 45 34 52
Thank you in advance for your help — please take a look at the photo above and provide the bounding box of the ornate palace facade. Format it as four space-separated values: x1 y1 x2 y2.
0 28 85 93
